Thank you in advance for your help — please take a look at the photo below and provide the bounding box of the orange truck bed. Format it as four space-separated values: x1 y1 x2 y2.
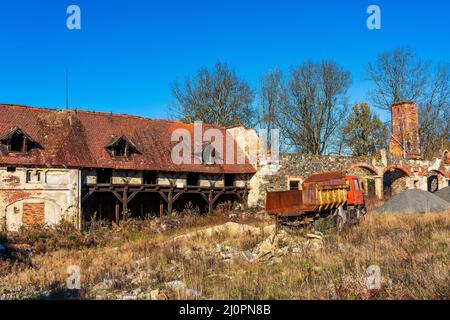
265 171 348 216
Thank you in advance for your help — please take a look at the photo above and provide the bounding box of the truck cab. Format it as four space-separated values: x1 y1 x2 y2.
345 175 365 208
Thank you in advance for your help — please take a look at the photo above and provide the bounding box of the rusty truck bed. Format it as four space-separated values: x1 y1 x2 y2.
265 171 348 216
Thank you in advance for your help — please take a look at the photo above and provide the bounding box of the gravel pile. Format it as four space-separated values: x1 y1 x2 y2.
434 186 450 203
378 189 450 214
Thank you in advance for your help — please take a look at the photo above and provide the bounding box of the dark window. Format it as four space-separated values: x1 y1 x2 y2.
7 167 16 172
187 173 199 186
224 174 235 187
289 180 300 190
97 169 112 184
10 131 24 152
106 137 140 158
112 139 128 157
143 171 157 184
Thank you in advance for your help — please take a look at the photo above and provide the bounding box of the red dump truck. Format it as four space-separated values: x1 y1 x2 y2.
265 171 367 229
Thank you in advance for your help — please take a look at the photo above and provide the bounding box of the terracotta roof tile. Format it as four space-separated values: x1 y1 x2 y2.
0 104 256 174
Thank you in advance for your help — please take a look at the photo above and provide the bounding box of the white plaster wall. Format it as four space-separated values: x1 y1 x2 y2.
0 167 80 231
112 170 143 185
157 173 187 188
199 174 224 188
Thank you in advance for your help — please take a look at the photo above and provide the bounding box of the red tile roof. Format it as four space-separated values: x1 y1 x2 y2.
0 104 256 174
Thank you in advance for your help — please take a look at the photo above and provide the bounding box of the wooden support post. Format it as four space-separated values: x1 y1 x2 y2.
159 196 164 217
208 190 213 215
167 189 173 215
123 187 128 221
115 201 120 224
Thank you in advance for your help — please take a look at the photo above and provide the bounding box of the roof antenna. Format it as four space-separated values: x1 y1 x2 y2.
65 69 69 110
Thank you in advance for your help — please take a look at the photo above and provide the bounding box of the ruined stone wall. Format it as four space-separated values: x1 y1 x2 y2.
0 167 80 231
248 153 383 206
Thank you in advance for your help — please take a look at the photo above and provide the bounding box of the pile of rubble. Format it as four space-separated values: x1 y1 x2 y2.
212 225 325 265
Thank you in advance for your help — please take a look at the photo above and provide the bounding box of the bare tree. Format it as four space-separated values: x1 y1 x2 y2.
170 62 256 128
366 47 428 110
258 69 285 147
277 61 351 154
366 47 450 158
419 64 450 158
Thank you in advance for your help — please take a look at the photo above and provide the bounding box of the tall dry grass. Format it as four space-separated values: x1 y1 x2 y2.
0 210 449 299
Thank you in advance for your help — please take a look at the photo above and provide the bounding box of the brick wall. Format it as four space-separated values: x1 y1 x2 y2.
22 203 45 227
390 102 421 160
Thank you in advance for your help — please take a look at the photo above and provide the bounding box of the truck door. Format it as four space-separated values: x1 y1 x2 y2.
353 178 364 206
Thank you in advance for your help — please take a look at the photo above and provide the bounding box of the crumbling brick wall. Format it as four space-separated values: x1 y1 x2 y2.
389 102 421 160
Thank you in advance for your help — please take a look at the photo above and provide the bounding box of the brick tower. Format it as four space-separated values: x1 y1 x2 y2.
389 102 421 160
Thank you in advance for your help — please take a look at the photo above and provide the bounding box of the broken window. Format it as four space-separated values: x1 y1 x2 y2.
289 180 300 190
288 177 302 190
143 171 157 184
187 173 199 186
105 136 140 158
224 174 235 187
97 169 112 184
0 128 41 154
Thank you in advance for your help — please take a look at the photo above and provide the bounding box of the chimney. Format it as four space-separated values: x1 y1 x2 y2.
388 102 421 160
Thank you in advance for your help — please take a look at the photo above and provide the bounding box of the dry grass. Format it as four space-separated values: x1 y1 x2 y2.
0 209 449 300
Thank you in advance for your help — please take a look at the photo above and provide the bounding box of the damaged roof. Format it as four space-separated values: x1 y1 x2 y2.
0 104 256 174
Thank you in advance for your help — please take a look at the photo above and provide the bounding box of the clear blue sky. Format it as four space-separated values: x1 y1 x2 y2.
0 0 449 122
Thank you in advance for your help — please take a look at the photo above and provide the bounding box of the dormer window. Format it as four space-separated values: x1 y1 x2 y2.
105 136 140 158
0 128 41 154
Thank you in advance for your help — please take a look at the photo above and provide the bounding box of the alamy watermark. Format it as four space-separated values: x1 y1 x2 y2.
66 264 81 290
170 121 279 169
66 5 81 30
366 265 381 290
367 5 381 30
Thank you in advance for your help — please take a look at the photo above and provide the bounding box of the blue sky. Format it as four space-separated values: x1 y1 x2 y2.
0 0 449 122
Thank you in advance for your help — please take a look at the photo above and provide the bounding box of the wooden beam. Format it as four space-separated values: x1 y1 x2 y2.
128 190 139 203
112 190 123 203
208 190 213 215
122 187 128 221
167 188 174 215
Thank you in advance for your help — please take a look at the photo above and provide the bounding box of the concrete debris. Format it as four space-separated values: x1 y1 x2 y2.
92 279 114 292
250 229 324 262
165 280 201 299
165 280 185 291
173 222 272 242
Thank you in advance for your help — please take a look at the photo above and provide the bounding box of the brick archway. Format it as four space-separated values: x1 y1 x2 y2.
347 163 379 176
383 164 412 177
382 165 412 197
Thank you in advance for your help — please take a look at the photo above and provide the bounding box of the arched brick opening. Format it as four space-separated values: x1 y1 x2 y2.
383 166 411 197
425 170 447 193
347 164 379 198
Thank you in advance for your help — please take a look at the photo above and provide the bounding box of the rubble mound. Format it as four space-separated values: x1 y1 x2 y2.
434 187 450 203
378 189 450 214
